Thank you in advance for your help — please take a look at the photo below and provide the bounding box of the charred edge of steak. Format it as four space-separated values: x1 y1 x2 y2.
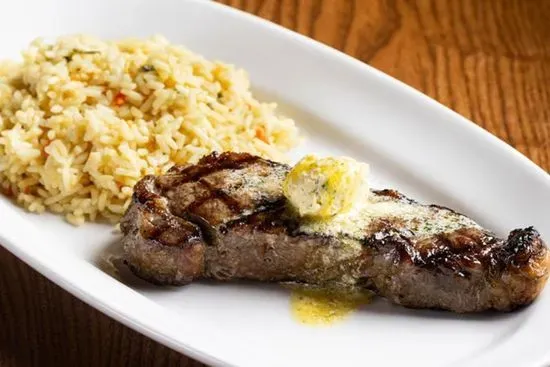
364 226 548 276
120 192 207 285
371 189 417 204
362 226 549 312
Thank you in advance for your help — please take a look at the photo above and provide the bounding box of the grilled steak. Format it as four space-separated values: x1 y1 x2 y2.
120 152 550 313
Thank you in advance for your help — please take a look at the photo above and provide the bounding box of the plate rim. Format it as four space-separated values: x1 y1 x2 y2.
1 0 550 366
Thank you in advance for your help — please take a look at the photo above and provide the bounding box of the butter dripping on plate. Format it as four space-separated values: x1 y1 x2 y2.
290 288 373 325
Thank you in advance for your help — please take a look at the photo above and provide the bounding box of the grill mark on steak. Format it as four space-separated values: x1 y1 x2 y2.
120 152 550 313
160 152 262 185
194 180 243 213
158 153 261 219
218 198 290 234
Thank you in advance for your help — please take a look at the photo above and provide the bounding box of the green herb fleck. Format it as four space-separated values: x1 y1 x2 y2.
76 49 100 55
139 64 156 72
64 49 100 62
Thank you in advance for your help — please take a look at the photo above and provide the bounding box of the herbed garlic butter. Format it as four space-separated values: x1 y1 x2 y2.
282 155 479 240
283 155 369 218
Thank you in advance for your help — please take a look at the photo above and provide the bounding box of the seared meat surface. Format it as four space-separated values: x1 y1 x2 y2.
120 152 550 313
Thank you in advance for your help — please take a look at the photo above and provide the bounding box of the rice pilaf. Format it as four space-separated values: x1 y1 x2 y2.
0 35 299 225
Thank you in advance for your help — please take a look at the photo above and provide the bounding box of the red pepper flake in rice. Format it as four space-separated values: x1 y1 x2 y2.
255 126 269 144
114 92 126 106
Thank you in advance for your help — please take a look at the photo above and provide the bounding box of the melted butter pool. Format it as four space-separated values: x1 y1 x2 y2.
290 288 372 325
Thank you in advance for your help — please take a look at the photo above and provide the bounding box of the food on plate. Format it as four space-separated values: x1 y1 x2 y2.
120 152 550 313
283 154 369 218
0 35 298 225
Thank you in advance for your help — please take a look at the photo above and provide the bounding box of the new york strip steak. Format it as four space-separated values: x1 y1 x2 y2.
120 152 550 313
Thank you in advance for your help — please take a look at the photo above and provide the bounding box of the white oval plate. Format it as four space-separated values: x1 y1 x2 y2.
1 1 550 366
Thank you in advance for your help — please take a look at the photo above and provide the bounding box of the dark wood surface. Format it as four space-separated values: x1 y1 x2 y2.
1 0 549 366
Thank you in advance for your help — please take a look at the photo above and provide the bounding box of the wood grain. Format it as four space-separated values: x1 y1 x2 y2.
1 0 549 366
219 0 550 171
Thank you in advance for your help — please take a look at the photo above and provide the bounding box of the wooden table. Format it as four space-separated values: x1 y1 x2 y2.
1 0 549 365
